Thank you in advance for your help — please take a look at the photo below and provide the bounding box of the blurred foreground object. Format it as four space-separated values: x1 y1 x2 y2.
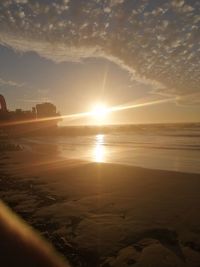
0 201 70 267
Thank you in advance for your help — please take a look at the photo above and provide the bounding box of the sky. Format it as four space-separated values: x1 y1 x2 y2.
0 0 199 125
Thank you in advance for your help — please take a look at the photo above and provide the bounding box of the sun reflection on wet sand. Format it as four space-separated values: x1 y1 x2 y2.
93 134 105 163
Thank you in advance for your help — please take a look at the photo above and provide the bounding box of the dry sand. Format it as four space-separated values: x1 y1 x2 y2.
1 143 200 266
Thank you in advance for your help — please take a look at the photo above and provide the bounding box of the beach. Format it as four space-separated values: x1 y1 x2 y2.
1 140 200 267
0 0 199 263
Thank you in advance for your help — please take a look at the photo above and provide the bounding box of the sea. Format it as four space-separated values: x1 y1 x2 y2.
23 123 200 174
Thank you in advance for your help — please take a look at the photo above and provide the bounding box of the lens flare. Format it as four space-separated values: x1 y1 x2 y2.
91 104 108 118
2 94 193 126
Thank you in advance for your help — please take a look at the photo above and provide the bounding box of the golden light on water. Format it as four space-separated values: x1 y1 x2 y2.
93 134 105 163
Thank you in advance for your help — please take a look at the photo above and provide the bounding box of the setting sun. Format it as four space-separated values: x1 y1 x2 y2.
90 103 109 123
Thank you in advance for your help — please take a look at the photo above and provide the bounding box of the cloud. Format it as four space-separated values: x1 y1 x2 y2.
14 0 28 4
176 92 200 106
110 0 125 7
0 77 49 103
0 77 25 88
172 0 185 8
0 0 199 104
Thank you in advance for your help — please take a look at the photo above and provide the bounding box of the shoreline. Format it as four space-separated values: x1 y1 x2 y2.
17 133 200 175
1 147 200 266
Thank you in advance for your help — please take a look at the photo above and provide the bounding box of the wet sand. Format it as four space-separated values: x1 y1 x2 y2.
1 145 200 266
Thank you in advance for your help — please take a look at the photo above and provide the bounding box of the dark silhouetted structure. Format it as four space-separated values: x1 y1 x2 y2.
36 103 57 118
0 95 61 135
0 95 8 112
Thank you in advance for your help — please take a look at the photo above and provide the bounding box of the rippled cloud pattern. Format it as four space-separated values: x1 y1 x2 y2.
0 0 199 101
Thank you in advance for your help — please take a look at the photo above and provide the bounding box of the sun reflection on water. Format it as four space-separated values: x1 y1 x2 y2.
93 134 105 163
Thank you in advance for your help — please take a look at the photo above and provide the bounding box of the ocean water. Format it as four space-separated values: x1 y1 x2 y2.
24 123 200 174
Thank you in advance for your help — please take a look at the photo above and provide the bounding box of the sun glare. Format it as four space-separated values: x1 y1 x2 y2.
91 103 108 122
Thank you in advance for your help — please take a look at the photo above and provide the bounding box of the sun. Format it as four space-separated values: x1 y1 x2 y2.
90 103 109 122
